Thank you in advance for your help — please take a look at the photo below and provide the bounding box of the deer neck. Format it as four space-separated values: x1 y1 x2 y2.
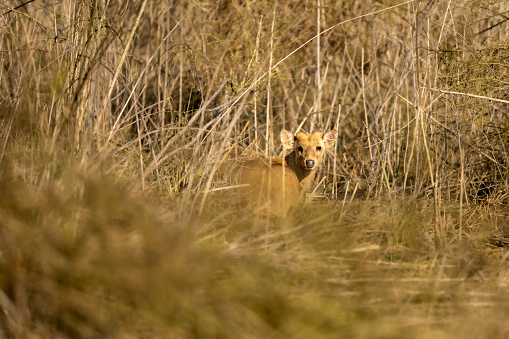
284 151 316 192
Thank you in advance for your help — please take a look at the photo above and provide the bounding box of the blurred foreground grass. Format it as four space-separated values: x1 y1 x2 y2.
1 154 508 338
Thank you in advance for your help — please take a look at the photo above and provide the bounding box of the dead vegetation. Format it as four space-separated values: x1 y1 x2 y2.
1 0 509 338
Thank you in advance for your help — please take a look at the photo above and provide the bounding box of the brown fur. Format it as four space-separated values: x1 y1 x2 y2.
234 129 337 214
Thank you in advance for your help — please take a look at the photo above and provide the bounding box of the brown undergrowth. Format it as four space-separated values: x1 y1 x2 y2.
1 0 509 337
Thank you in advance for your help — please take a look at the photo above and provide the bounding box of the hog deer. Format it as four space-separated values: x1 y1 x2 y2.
234 129 337 214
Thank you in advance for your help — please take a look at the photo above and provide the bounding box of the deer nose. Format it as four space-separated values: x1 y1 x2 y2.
305 160 315 169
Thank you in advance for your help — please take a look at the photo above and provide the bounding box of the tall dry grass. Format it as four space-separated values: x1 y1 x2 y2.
1 0 509 337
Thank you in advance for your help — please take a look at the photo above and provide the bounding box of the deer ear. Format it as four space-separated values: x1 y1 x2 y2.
280 130 295 149
322 130 337 148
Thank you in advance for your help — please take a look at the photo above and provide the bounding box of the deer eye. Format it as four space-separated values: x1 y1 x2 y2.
316 146 322 151
297 146 303 152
